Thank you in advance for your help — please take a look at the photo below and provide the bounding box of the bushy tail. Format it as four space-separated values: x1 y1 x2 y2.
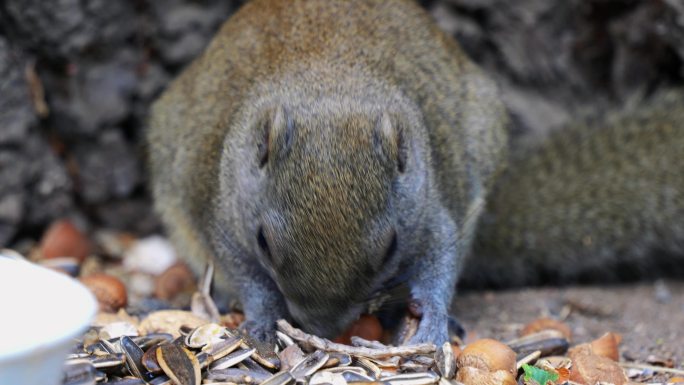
462 90 684 288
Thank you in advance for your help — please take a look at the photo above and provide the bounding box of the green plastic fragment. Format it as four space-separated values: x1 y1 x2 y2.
522 363 559 385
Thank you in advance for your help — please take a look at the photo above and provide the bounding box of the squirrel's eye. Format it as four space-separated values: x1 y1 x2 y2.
397 152 406 173
257 226 272 261
257 124 269 168
383 231 398 265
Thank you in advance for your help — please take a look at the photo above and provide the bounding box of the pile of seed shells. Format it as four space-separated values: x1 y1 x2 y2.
63 310 585 385
64 322 273 385
62 318 461 385
58 260 580 385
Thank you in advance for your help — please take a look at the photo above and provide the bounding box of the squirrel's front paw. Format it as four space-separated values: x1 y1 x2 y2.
408 310 449 346
239 319 277 347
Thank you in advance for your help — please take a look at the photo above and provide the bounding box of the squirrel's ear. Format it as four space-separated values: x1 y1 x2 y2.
271 105 294 161
258 105 293 168
374 111 406 173
377 110 394 142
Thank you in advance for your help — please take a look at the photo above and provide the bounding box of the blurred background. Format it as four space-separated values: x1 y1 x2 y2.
1 0 683 249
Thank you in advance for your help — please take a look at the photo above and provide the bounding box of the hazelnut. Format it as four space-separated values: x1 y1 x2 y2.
521 317 572 341
334 314 383 344
456 338 517 375
589 332 622 361
40 220 91 263
456 366 517 385
80 273 128 313
349 314 383 341
154 262 196 300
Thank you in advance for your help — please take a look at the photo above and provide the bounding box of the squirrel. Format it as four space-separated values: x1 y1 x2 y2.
147 0 682 345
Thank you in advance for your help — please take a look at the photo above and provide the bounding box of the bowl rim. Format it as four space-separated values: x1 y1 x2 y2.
0 254 97 360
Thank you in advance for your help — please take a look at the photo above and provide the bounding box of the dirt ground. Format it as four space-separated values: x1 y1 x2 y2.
3 1 683 382
453 280 684 371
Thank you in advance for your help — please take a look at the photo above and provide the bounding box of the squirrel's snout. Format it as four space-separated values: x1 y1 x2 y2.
287 300 361 339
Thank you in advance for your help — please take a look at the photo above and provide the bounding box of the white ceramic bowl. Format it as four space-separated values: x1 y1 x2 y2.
0 253 97 385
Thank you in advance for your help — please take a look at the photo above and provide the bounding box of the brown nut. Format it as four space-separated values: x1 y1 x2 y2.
456 366 517 385
349 314 383 341
569 348 627 385
40 220 91 263
520 317 572 341
589 332 622 361
456 338 516 375
154 262 196 300
334 314 383 344
80 273 128 312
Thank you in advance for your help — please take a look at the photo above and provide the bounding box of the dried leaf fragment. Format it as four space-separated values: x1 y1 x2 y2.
568 344 627 385
589 332 622 361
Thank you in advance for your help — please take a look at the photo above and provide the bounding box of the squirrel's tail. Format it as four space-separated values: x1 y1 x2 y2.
462 90 684 288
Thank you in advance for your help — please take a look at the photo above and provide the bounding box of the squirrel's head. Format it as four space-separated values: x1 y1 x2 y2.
243 100 420 338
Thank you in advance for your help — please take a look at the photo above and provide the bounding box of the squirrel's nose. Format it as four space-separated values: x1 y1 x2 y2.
287 301 357 339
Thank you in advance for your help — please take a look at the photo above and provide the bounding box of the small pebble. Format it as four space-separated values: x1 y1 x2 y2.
129 272 156 298
124 236 176 275
654 279 672 304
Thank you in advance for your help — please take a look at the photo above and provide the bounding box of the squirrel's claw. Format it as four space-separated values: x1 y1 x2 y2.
239 319 277 347
407 309 449 346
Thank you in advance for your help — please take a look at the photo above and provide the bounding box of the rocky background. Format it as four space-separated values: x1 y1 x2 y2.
1 0 683 249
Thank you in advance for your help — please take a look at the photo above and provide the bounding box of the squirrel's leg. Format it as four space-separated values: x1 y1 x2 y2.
212 250 287 345
236 269 288 345
408 209 460 345
209 223 289 345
